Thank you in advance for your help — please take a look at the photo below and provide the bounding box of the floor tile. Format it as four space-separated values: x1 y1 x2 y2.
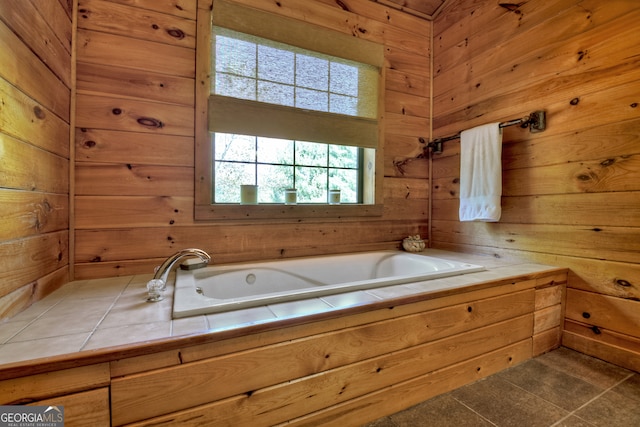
496 359 603 411
552 415 597 426
450 375 569 426
611 374 640 402
535 347 633 388
574 388 640 427
389 394 494 427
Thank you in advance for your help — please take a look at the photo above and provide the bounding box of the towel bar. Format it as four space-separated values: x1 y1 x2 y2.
421 110 546 154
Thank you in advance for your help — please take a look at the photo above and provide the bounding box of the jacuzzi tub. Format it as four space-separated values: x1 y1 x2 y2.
172 251 484 318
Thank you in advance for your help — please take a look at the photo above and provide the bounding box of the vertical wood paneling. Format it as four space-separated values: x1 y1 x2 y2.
0 2 71 319
73 0 432 278
431 0 640 370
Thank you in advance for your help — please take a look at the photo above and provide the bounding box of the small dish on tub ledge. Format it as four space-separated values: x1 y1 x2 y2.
402 235 426 252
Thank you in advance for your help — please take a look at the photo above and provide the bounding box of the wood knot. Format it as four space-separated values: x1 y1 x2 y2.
137 117 164 128
600 158 615 166
167 28 185 39
631 103 638 108
570 97 580 105
112 108 122 115
33 106 46 119
615 279 632 287
83 140 97 148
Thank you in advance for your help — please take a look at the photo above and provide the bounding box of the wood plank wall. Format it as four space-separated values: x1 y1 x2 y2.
431 0 640 371
0 1 72 320
73 0 432 279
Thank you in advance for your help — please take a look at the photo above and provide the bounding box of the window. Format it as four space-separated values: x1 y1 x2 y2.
214 134 363 204
195 0 384 219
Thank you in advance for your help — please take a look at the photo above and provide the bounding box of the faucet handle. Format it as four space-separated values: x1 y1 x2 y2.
146 279 165 302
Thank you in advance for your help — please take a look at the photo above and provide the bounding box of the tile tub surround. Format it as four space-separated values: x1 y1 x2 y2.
0 250 563 375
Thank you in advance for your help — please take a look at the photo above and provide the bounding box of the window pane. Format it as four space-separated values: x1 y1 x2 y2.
258 81 294 106
329 168 358 203
296 55 328 90
329 93 357 116
215 36 256 78
214 74 256 100
257 137 294 164
257 164 293 203
330 62 358 96
214 133 255 162
296 141 327 166
258 45 294 84
296 87 328 112
296 166 327 203
329 145 358 168
214 161 255 203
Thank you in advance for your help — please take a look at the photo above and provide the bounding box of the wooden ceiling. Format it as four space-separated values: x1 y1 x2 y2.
372 0 448 19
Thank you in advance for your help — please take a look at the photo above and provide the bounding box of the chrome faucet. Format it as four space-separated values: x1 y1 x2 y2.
146 248 211 302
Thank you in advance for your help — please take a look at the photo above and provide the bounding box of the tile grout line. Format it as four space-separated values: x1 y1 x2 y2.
548 372 636 427
451 396 499 426
78 276 136 351
1 284 81 345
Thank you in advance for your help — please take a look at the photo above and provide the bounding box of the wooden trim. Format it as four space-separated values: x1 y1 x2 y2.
195 203 384 221
69 0 78 280
195 0 213 207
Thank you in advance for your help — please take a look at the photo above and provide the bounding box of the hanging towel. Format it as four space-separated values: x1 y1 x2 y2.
459 123 503 222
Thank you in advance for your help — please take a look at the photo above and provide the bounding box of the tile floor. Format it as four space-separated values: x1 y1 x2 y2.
364 347 640 427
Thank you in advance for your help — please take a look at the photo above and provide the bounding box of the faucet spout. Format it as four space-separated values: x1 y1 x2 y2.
154 248 211 285
146 248 211 302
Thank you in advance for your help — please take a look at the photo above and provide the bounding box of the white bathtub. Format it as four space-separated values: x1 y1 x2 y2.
172 251 484 318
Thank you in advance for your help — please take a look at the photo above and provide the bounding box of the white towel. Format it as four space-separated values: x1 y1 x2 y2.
459 123 503 222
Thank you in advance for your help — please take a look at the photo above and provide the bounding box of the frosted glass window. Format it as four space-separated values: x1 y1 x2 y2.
212 26 378 119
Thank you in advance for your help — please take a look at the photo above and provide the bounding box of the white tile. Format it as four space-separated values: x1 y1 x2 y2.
71 276 131 299
82 321 172 350
205 306 277 331
321 291 381 309
172 316 208 337
366 284 418 300
267 298 332 318
0 320 30 344
99 298 172 329
0 333 89 364
8 298 114 343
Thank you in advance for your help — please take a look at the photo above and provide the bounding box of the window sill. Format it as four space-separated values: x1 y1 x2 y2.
195 203 384 221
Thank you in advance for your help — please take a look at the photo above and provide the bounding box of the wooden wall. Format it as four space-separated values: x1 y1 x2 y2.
431 0 640 371
0 1 72 320
73 0 432 279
